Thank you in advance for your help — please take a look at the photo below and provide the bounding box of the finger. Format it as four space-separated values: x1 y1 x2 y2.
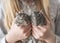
23 26 31 33
26 31 31 38
33 26 43 36
25 28 31 35
25 28 31 37
33 29 43 40
32 30 39 39
33 26 44 37
33 28 39 37
38 26 47 33
24 31 31 39
20 24 32 33
33 33 38 39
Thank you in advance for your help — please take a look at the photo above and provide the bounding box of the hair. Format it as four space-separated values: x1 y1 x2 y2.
3 0 50 31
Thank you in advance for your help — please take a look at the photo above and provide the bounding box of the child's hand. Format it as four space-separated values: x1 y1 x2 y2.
32 18 56 43
6 20 32 43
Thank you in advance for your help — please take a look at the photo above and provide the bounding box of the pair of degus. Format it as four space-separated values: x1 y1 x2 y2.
14 11 47 43
15 11 47 27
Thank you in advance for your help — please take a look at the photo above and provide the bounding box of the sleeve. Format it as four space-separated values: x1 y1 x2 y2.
49 0 58 32
0 37 6 43
54 1 60 43
0 28 6 43
56 35 60 43
54 1 60 36
0 0 7 43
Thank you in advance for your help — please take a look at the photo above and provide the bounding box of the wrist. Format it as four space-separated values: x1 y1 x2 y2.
45 32 56 43
5 35 15 43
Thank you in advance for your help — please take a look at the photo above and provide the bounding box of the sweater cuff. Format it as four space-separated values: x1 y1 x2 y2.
0 37 6 43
